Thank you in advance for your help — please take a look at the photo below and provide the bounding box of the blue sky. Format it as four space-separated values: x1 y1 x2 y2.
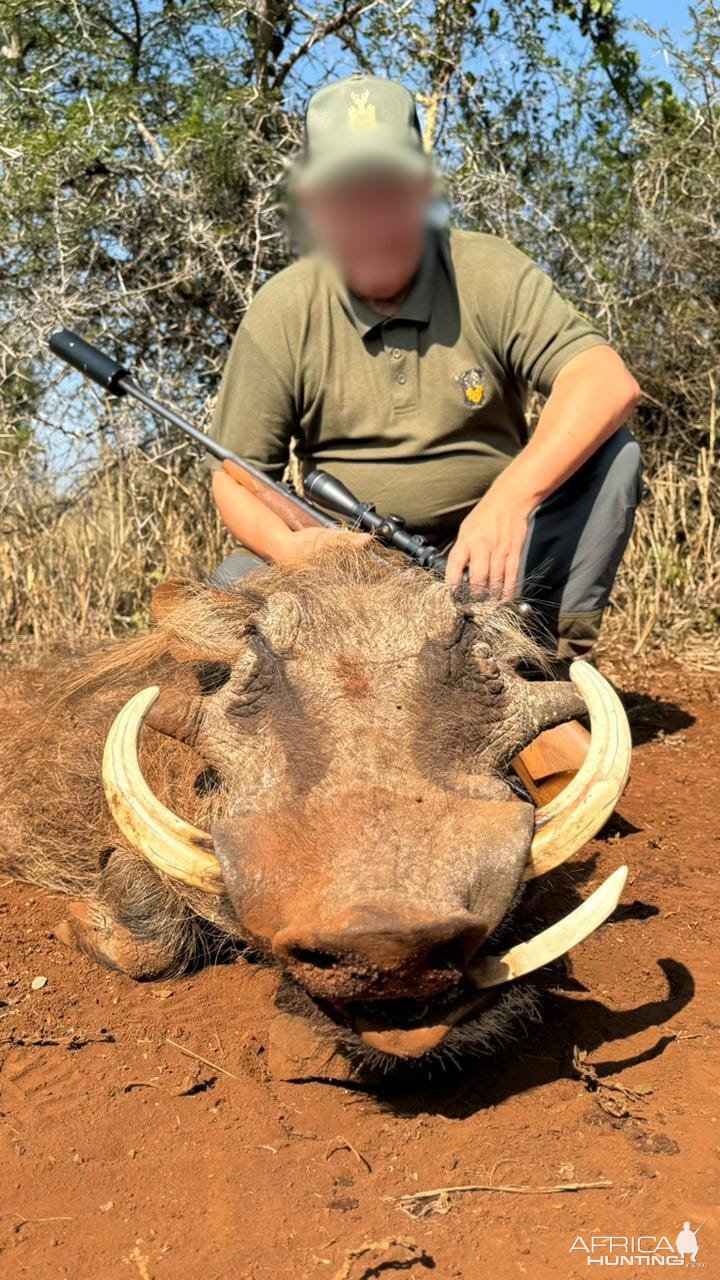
622 0 690 27
622 0 690 24
620 0 693 83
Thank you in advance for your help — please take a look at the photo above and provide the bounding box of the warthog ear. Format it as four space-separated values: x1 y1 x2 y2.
150 577 250 663
151 577 193 624
151 578 212 660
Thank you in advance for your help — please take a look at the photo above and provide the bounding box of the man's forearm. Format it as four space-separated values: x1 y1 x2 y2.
445 345 641 593
490 346 642 513
212 470 294 561
211 469 372 568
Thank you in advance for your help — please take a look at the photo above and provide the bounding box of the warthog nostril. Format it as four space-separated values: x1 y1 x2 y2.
287 945 339 970
425 941 466 972
425 923 488 971
273 911 489 1000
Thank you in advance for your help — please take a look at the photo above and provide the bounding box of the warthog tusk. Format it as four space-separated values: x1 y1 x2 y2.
468 864 628 988
524 662 631 880
102 686 225 896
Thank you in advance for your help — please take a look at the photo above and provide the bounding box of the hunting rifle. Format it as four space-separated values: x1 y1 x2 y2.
48 330 450 573
48 328 589 803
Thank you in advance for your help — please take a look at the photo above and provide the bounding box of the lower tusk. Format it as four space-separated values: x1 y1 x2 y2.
102 686 225 895
524 662 631 880
467 865 628 989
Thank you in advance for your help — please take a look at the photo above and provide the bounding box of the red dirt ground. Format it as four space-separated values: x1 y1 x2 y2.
1 659 718 1280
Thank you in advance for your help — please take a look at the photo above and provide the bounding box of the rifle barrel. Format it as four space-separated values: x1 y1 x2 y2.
48 329 336 529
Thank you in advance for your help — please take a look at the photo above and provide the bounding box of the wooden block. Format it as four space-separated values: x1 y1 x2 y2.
513 719 590 806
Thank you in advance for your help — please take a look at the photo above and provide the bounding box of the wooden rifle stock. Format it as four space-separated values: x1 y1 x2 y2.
220 459 328 532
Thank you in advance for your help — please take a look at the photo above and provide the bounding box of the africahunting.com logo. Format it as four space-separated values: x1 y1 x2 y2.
569 1220 708 1267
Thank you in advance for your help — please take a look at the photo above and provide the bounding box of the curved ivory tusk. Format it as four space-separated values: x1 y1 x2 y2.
468 864 628 989
102 686 225 896
524 661 631 880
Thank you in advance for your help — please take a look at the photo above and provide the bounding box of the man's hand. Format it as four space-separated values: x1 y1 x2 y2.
445 481 534 598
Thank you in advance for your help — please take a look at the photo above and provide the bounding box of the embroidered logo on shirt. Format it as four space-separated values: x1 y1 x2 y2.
348 89 377 132
455 367 486 409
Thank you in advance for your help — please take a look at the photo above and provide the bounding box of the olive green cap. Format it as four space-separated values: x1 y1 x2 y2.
295 73 432 189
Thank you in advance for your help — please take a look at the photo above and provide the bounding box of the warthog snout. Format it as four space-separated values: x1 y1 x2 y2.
272 907 489 1001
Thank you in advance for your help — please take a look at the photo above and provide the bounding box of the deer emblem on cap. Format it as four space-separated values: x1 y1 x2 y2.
348 88 377 132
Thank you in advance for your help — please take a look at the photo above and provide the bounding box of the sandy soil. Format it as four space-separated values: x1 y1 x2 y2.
1 660 718 1280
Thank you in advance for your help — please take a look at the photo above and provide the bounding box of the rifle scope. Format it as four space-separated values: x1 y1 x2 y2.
304 469 449 574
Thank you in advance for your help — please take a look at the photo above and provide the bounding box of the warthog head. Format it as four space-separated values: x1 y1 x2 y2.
103 545 630 1064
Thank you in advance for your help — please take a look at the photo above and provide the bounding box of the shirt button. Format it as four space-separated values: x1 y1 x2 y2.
396 373 407 384
392 348 402 359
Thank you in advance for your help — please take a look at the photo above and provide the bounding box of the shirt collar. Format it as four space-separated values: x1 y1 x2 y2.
332 227 438 338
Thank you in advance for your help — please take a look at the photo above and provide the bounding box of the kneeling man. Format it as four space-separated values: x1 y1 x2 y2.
209 73 642 665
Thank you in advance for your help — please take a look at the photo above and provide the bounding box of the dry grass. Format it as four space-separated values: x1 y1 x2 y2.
1 423 717 672
602 418 719 671
0 447 230 665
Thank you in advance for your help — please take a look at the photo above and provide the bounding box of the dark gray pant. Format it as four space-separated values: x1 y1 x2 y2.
518 426 642 658
211 427 643 659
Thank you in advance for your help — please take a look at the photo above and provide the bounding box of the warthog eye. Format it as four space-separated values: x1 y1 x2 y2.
195 661 231 695
194 766 222 797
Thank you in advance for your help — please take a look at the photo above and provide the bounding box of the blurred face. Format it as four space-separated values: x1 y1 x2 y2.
299 171 433 299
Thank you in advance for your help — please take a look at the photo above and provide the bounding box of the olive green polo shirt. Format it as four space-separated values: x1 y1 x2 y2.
209 227 608 540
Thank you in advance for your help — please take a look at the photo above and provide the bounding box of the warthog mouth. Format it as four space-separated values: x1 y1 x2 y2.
308 861 628 1061
329 983 490 1060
